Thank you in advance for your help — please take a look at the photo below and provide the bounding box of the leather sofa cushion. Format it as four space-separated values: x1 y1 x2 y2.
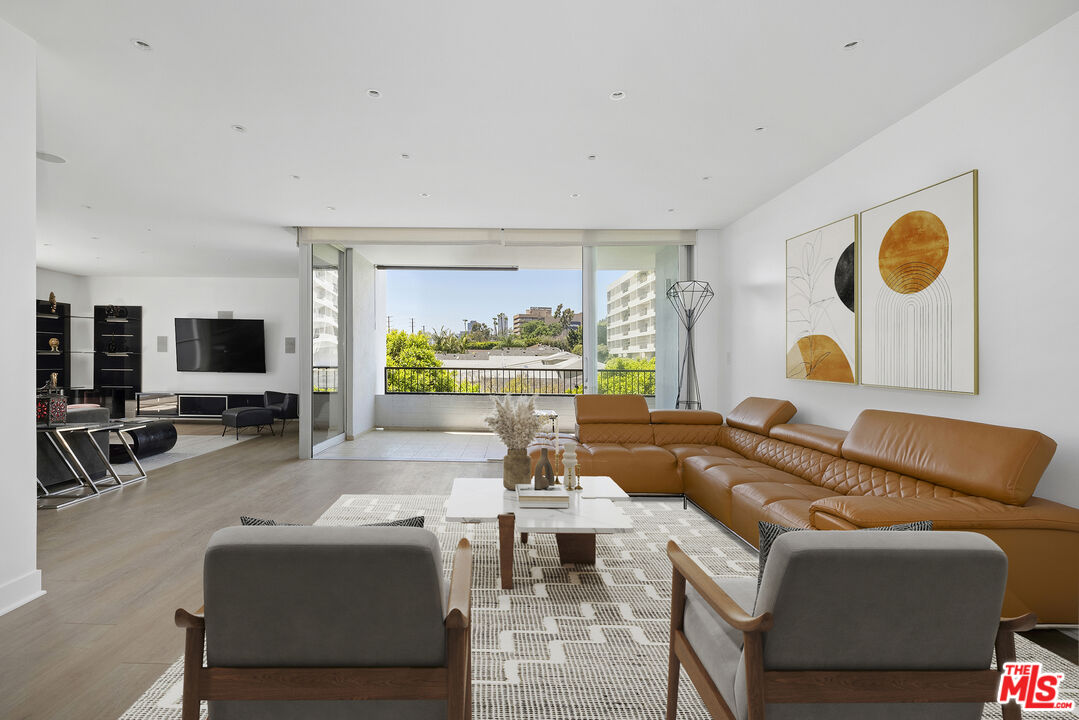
664 444 743 466
818 458 965 499
759 500 816 531
733 481 839 508
843 409 1056 506
579 443 681 494
653 424 721 446
575 394 650 424
715 426 768 458
725 397 796 435
650 410 724 425
769 423 846 456
749 438 837 485
809 495 1079 533
577 422 654 444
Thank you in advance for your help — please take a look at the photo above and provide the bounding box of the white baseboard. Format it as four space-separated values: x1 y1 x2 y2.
0 569 44 616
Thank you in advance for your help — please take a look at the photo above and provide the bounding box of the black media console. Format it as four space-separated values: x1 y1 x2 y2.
136 392 266 419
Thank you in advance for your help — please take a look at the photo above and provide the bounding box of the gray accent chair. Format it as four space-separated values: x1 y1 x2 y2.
666 531 1036 720
175 526 472 720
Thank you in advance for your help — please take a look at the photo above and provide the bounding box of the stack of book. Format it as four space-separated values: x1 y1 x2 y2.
515 485 570 509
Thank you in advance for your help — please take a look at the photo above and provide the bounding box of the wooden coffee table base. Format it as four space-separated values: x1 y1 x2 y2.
497 513 598 589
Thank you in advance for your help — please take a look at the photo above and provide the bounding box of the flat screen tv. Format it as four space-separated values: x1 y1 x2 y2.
175 318 266 373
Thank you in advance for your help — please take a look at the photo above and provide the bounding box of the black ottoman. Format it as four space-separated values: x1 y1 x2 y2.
109 420 178 463
221 407 276 439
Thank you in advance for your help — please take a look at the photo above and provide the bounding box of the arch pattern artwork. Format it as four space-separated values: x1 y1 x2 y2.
859 170 977 394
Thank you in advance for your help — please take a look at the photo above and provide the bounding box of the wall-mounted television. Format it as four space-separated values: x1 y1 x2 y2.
175 318 266 373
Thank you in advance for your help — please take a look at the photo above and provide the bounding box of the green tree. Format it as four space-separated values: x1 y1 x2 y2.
385 330 455 392
598 356 656 395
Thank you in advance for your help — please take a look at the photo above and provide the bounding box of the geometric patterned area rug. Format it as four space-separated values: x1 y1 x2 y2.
119 494 1078 720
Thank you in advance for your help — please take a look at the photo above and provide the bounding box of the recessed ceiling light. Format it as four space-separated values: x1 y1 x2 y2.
570 193 580 199
400 153 411 160
367 89 381 98
81 204 92 209
290 174 301 180
36 151 66 164
754 126 767 132
587 154 597 161
702 176 712 181
667 208 675 213
609 91 626 101
419 193 430 198
842 40 861 51
130 38 152 51
231 124 247 133
326 205 336 211
91 236 100 240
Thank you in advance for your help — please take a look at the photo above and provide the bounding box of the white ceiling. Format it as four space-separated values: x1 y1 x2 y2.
5 0 1076 278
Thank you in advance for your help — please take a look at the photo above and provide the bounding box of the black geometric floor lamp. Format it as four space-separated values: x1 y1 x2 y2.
666 280 715 409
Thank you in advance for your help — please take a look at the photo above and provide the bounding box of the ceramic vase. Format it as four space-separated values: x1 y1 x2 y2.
503 448 530 490
534 448 555 490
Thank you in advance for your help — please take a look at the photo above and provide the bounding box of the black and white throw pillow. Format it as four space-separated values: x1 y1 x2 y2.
755 519 933 592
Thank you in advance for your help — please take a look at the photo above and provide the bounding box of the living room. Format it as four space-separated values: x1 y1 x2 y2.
3 2 1079 719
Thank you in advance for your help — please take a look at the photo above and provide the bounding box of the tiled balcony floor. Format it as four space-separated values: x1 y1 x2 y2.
315 429 508 461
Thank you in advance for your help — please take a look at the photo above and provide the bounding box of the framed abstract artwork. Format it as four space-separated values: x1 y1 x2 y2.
785 215 858 383
859 170 978 393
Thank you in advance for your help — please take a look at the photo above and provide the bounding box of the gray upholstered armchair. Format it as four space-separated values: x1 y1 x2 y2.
176 526 472 720
666 531 1036 720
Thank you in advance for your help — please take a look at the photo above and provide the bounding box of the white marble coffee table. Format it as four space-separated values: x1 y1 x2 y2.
446 476 632 589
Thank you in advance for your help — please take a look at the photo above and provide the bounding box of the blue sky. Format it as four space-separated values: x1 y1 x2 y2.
385 269 625 333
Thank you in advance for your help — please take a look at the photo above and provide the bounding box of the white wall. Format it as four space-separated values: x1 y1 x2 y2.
0 18 43 615
35 270 300 395
696 13 1079 507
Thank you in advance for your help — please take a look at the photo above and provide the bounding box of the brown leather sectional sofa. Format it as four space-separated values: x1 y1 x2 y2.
529 394 1079 624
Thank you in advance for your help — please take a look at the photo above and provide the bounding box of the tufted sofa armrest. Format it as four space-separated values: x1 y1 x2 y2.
809 495 1079 532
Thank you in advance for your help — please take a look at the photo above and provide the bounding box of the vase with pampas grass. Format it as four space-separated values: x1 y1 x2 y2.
485 394 546 490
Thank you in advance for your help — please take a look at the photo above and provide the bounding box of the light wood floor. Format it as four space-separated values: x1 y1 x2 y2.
0 426 499 720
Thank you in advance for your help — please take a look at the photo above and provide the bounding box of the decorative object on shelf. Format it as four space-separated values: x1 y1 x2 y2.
785 215 858 383
562 439 580 490
105 304 116 317
860 170 978 393
533 448 555 490
485 393 547 491
48 337 60 353
36 376 68 426
666 280 715 409
49 291 57 313
117 306 129 319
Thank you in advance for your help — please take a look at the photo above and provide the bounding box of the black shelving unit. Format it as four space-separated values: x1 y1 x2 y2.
36 300 71 389
94 305 142 417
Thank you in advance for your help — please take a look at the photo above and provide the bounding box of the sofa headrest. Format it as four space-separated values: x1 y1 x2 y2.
650 410 724 425
843 410 1057 506
726 397 797 435
575 394 651 424
770 423 846 456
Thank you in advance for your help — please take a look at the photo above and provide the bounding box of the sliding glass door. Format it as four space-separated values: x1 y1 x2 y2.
310 245 346 453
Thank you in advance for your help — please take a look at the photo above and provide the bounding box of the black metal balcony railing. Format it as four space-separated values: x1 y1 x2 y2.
313 365 339 393
383 367 655 396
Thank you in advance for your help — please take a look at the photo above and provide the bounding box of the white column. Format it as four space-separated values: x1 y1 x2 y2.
0 18 43 616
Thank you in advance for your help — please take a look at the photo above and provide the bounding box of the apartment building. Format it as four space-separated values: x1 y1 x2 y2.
606 270 656 359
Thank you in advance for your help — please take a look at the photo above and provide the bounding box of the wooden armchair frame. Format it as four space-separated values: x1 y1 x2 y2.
175 537 473 720
666 540 1036 720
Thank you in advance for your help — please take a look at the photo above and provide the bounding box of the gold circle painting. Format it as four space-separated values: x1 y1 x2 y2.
878 210 949 293
786 335 854 383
